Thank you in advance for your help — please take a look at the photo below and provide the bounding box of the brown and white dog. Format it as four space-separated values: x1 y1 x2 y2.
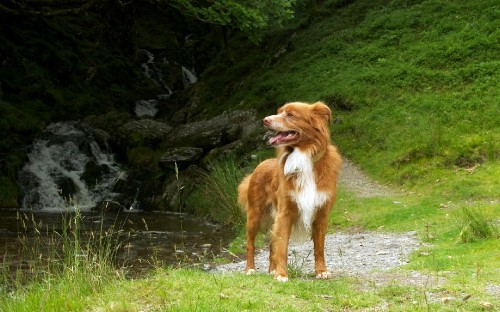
238 101 341 282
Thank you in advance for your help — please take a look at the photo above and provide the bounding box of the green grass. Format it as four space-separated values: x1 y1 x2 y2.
1 206 126 311
196 0 500 196
188 157 247 227
2 0 500 310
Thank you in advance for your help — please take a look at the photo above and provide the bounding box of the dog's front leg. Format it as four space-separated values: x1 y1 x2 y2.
312 206 333 279
271 210 293 282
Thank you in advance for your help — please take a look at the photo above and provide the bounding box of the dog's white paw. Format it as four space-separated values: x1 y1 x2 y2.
316 271 333 279
245 269 256 275
275 275 288 283
269 270 276 275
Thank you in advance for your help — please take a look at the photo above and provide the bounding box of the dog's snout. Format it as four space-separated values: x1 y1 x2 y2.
263 116 272 124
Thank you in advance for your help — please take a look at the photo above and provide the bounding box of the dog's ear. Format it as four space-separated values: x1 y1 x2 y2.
312 101 332 123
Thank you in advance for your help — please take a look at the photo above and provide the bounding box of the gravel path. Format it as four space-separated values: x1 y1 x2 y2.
213 159 420 277
338 159 393 198
212 231 419 276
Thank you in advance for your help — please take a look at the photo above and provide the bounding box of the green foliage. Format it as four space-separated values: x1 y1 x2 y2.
172 0 297 41
1 206 125 311
458 207 498 243
0 177 19 208
188 158 246 227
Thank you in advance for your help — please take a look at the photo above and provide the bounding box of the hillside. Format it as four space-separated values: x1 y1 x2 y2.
196 0 500 200
1 0 498 208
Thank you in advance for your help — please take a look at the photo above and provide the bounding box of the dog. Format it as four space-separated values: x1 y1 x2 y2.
237 101 341 282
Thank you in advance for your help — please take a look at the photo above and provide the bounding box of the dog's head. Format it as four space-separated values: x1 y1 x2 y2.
263 101 331 147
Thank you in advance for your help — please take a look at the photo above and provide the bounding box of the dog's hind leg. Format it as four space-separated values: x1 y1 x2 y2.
268 240 276 274
245 207 262 275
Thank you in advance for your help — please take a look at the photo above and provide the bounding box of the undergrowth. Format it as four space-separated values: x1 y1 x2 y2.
188 157 246 228
0 203 125 310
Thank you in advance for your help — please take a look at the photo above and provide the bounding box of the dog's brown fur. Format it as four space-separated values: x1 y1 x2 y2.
238 101 341 282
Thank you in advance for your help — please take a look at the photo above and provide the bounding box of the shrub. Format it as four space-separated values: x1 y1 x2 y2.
189 158 246 228
458 207 498 243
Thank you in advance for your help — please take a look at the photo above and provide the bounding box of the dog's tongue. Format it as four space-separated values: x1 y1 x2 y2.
268 134 282 145
269 131 295 145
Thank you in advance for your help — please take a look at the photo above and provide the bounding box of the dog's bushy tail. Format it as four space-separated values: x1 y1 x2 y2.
237 175 251 213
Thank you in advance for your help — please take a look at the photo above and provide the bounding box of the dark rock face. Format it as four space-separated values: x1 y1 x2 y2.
75 109 262 212
119 119 173 143
159 147 204 169
161 110 258 150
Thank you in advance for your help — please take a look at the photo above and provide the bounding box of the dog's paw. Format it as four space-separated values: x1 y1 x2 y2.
275 275 288 283
315 271 333 279
245 268 256 275
269 270 276 275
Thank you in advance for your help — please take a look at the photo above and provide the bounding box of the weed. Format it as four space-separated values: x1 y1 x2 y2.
458 207 498 243
287 249 311 278
189 157 245 227
0 200 126 310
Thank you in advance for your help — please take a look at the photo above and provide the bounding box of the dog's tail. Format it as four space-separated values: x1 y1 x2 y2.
237 175 251 213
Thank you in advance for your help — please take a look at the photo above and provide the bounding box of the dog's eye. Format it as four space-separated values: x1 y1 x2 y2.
287 112 294 118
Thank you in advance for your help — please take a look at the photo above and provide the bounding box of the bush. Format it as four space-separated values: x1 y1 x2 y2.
458 207 498 243
189 158 246 227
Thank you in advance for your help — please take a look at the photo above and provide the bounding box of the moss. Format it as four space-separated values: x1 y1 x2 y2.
0 177 20 208
126 146 162 174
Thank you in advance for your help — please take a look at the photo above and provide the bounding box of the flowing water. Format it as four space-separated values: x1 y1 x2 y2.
0 209 234 276
4 121 235 276
135 49 198 117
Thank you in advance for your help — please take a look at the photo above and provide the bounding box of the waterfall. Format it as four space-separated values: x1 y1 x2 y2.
134 100 159 117
18 122 126 212
135 49 198 117
139 49 173 98
182 66 198 87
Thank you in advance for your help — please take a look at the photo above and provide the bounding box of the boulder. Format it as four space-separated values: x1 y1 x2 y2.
162 110 258 150
119 119 173 143
203 140 244 164
159 147 204 169
156 165 201 211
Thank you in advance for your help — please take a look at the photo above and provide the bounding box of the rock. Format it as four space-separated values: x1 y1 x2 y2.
157 165 200 211
119 119 173 143
56 176 78 200
134 100 159 117
162 121 237 150
83 111 133 135
159 147 204 169
162 110 258 150
203 140 244 164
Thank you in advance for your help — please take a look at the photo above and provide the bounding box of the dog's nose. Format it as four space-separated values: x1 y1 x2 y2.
263 116 271 124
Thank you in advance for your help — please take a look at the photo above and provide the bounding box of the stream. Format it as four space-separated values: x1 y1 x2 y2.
3 117 235 277
0 209 234 276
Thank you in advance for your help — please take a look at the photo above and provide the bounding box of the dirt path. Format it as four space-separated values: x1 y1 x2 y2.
211 159 500 303
338 159 394 197
213 158 422 278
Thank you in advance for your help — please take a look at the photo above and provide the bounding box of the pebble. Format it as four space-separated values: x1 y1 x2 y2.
212 231 419 275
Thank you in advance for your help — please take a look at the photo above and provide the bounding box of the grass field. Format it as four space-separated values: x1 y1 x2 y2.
1 0 499 310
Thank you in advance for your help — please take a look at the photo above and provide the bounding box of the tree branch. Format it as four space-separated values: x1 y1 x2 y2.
0 0 104 16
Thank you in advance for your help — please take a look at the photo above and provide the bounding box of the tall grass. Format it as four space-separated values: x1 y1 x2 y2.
1 203 126 310
189 158 246 228
458 206 498 243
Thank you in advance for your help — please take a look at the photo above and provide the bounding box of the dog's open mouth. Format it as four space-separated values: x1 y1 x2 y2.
268 131 299 146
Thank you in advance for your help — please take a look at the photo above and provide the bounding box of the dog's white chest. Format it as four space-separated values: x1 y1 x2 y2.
284 149 328 231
